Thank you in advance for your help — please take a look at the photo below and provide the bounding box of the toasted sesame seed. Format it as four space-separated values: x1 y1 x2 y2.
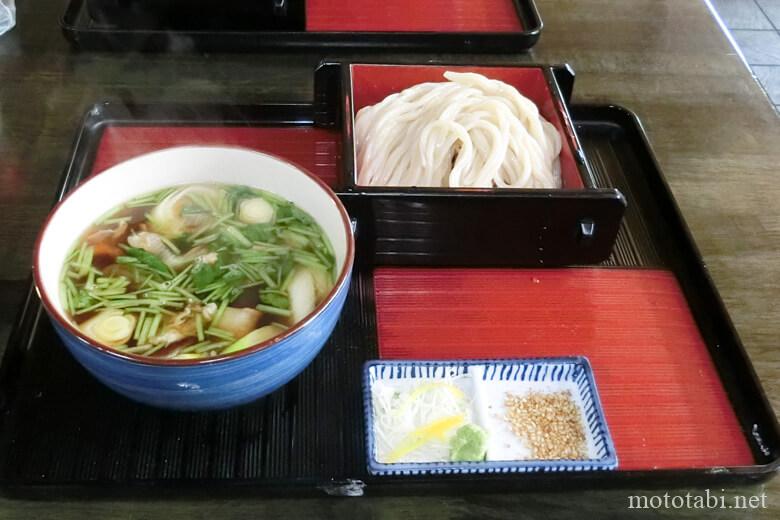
504 390 587 460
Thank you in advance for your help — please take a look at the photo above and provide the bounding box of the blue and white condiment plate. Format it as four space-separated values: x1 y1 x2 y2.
363 357 617 476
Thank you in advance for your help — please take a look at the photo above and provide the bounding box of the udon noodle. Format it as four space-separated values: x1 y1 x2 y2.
355 72 563 189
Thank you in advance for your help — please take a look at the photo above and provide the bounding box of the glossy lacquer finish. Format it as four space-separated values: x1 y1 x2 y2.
61 0 542 52
373 267 755 470
3 0 780 516
2 103 778 500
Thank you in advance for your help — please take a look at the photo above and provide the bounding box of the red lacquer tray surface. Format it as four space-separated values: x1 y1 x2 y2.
374 267 754 471
92 126 341 188
306 0 524 33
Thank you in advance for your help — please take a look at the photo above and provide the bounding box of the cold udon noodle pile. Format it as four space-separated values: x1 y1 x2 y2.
356 72 563 189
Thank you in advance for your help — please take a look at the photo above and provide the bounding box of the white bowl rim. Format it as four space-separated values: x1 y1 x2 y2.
33 145 355 367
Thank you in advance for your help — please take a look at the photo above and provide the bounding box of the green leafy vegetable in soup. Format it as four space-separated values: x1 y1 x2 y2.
59 183 336 360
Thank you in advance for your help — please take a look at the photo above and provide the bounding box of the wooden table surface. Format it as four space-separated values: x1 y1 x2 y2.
0 0 778 517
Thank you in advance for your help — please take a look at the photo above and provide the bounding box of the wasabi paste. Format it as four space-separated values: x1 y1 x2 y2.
449 423 488 462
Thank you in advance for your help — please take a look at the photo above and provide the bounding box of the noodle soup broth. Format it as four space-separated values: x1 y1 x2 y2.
60 183 337 361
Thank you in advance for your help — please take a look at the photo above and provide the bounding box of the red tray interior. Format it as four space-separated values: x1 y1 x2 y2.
90 126 342 187
350 64 584 190
373 267 754 471
306 0 524 33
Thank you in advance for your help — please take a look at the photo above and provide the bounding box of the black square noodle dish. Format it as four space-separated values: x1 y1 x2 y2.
0 61 777 498
62 0 543 53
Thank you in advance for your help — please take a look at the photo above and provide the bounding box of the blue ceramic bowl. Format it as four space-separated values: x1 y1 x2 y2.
34 146 355 411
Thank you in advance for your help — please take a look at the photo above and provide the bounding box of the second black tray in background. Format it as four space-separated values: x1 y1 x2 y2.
62 0 543 53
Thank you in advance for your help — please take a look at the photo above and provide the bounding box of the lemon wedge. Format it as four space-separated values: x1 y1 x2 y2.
385 414 466 463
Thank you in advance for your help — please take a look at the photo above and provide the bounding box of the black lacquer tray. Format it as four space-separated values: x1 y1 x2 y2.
62 0 543 53
0 64 777 498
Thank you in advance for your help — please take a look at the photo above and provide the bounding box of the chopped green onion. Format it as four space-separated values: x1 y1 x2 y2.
195 313 204 342
148 313 162 339
237 281 264 291
250 242 290 254
292 254 326 270
205 327 235 341
195 341 229 354
61 285 72 314
194 214 233 240
125 344 154 354
133 311 146 341
169 263 194 288
137 315 153 345
122 306 174 316
174 286 199 301
174 353 205 360
285 225 322 238
192 232 220 245
179 340 211 354
73 242 87 270
256 304 292 317
143 343 168 357
280 269 296 291
73 301 109 315
77 246 94 278
159 235 181 255
257 268 277 288
212 298 229 326
224 226 252 248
